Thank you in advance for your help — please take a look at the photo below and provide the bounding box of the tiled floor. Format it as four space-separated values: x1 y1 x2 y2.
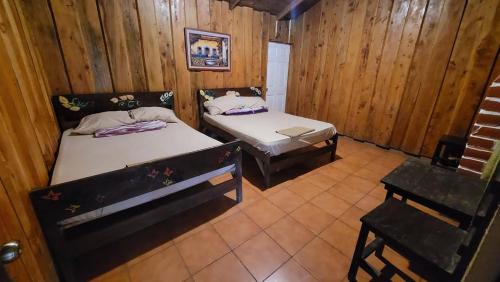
85 136 435 282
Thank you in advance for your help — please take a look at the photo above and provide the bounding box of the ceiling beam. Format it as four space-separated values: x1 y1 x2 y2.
229 0 242 10
277 0 319 20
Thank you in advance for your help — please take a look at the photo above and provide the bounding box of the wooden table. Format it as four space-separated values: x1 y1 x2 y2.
381 159 487 228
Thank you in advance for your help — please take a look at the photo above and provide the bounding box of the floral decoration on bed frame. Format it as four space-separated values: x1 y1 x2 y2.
110 95 141 109
59 96 89 111
65 204 80 214
250 87 262 96
199 89 215 101
160 91 174 107
147 167 176 187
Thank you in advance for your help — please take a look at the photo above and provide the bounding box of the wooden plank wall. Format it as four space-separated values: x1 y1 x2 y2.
0 0 291 279
287 0 500 157
21 0 291 128
0 0 60 280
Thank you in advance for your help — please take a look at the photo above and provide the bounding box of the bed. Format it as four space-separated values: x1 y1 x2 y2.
30 92 242 282
197 87 337 187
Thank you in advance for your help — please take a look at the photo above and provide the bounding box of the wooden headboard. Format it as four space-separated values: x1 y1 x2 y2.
52 91 174 131
196 87 263 126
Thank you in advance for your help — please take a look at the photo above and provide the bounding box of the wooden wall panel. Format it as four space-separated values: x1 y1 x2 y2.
0 0 59 280
98 0 147 92
395 0 467 154
22 0 277 127
288 0 500 157
50 0 113 94
421 0 500 156
16 0 71 95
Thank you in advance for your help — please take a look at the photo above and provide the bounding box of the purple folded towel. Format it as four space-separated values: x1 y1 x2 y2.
224 106 268 115
94 120 167 138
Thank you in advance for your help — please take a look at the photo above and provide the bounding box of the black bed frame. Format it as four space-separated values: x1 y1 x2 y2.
30 92 242 281
197 87 337 187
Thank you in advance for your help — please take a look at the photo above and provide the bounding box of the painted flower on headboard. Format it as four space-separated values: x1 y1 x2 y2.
59 96 89 111
110 95 140 109
199 89 215 101
250 87 262 96
160 91 173 106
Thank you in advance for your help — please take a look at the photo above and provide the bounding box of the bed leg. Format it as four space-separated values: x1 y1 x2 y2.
235 150 243 203
57 256 77 282
330 135 338 162
263 156 271 188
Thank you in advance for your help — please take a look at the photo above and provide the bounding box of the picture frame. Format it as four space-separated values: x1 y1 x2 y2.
184 28 231 71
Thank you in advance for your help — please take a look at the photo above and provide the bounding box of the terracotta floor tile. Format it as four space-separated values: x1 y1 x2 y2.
239 186 264 208
243 199 286 228
328 183 366 205
173 222 211 244
364 248 422 281
342 155 371 168
268 189 306 213
176 227 230 274
213 211 261 249
294 238 350 282
91 265 130 282
319 220 359 257
129 246 190 282
353 167 386 183
368 184 387 200
317 165 350 182
338 206 366 231
264 259 317 282
290 203 335 235
355 195 383 212
126 240 173 267
360 146 387 158
261 180 291 197
364 162 395 176
330 160 360 173
235 232 290 281
310 192 351 218
302 172 338 191
193 253 255 282
339 175 378 194
286 179 325 200
208 204 241 225
265 216 315 255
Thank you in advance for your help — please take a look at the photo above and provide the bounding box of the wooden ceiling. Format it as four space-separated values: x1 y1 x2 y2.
225 0 320 20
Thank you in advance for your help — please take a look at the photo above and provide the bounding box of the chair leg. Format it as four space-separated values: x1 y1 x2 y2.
348 224 370 281
431 142 444 165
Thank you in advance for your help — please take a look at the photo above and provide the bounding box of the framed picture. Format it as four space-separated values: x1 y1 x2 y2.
185 28 231 71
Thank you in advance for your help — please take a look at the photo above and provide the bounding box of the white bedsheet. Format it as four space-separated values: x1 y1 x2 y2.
51 121 222 185
204 111 336 156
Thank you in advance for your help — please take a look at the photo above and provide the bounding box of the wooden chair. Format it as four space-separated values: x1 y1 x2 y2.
431 135 466 169
348 169 498 281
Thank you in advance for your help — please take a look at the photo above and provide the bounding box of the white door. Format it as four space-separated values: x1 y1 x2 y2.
266 42 290 112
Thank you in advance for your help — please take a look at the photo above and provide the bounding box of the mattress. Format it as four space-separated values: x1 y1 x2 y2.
204 111 336 156
51 121 222 185
51 121 229 227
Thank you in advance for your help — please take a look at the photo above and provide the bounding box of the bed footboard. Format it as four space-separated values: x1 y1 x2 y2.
30 141 242 281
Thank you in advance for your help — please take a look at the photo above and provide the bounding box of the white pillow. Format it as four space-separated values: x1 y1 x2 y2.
73 111 135 135
240 96 268 109
130 107 177 123
204 95 244 115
